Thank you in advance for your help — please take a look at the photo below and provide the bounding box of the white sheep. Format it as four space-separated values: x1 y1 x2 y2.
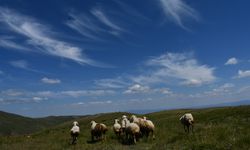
70 121 80 144
124 119 140 144
143 116 155 139
180 113 194 133
130 115 144 125
130 115 147 137
113 119 122 137
90 120 108 141
121 115 128 134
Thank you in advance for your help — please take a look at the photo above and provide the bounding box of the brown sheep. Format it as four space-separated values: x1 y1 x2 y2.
90 120 108 141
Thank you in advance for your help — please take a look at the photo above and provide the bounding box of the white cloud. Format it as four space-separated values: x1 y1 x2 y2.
94 78 128 89
9 60 29 69
237 70 250 78
212 83 234 93
41 77 61 84
181 79 203 86
32 96 47 102
89 100 112 105
61 90 115 98
0 88 115 104
1 89 24 96
133 52 216 86
124 84 150 94
225 57 238 65
0 70 4 75
153 88 172 95
37 91 55 97
189 83 235 98
159 0 200 29
0 7 101 66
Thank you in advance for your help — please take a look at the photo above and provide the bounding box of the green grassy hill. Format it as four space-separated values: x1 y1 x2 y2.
1 106 250 150
0 111 81 136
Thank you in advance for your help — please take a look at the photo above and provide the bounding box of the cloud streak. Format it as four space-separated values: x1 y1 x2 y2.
159 0 200 30
91 8 124 36
0 7 102 67
66 7 126 40
9 60 47 74
94 78 128 89
66 12 103 40
0 37 30 51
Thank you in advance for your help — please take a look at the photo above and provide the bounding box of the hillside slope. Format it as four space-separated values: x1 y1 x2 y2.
0 111 81 136
0 106 250 150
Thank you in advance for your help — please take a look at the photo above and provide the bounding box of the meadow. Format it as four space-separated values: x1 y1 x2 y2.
0 105 250 150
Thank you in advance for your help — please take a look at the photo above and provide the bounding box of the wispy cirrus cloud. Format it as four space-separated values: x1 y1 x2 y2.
158 0 200 30
9 60 29 70
41 77 61 84
9 60 46 74
0 37 30 51
132 52 216 86
113 0 150 21
66 12 103 40
0 7 104 67
91 8 125 36
94 77 128 89
66 7 125 40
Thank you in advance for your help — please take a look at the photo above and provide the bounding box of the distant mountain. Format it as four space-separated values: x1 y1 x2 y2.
195 100 250 109
0 111 81 136
127 100 250 115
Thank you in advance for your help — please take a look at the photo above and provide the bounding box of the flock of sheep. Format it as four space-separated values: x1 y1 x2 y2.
70 113 194 145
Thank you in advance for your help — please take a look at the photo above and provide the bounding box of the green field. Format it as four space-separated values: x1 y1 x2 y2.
0 105 250 150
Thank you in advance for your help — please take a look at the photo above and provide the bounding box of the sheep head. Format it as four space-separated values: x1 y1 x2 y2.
73 121 79 126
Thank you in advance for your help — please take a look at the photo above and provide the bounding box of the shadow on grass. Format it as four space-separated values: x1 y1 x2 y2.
87 140 100 144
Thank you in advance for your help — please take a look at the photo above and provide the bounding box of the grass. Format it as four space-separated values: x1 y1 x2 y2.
0 106 250 150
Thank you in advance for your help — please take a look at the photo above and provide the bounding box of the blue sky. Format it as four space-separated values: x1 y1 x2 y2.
0 0 250 117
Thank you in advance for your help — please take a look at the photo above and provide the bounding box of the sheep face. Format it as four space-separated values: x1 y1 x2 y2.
90 120 95 125
114 119 119 123
73 121 79 126
122 115 127 119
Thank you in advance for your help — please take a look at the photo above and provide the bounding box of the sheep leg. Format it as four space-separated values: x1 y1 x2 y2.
187 124 190 133
102 133 106 141
152 131 155 140
183 125 187 132
71 135 76 144
133 135 136 144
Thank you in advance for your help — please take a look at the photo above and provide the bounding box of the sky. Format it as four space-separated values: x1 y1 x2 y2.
0 0 250 117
